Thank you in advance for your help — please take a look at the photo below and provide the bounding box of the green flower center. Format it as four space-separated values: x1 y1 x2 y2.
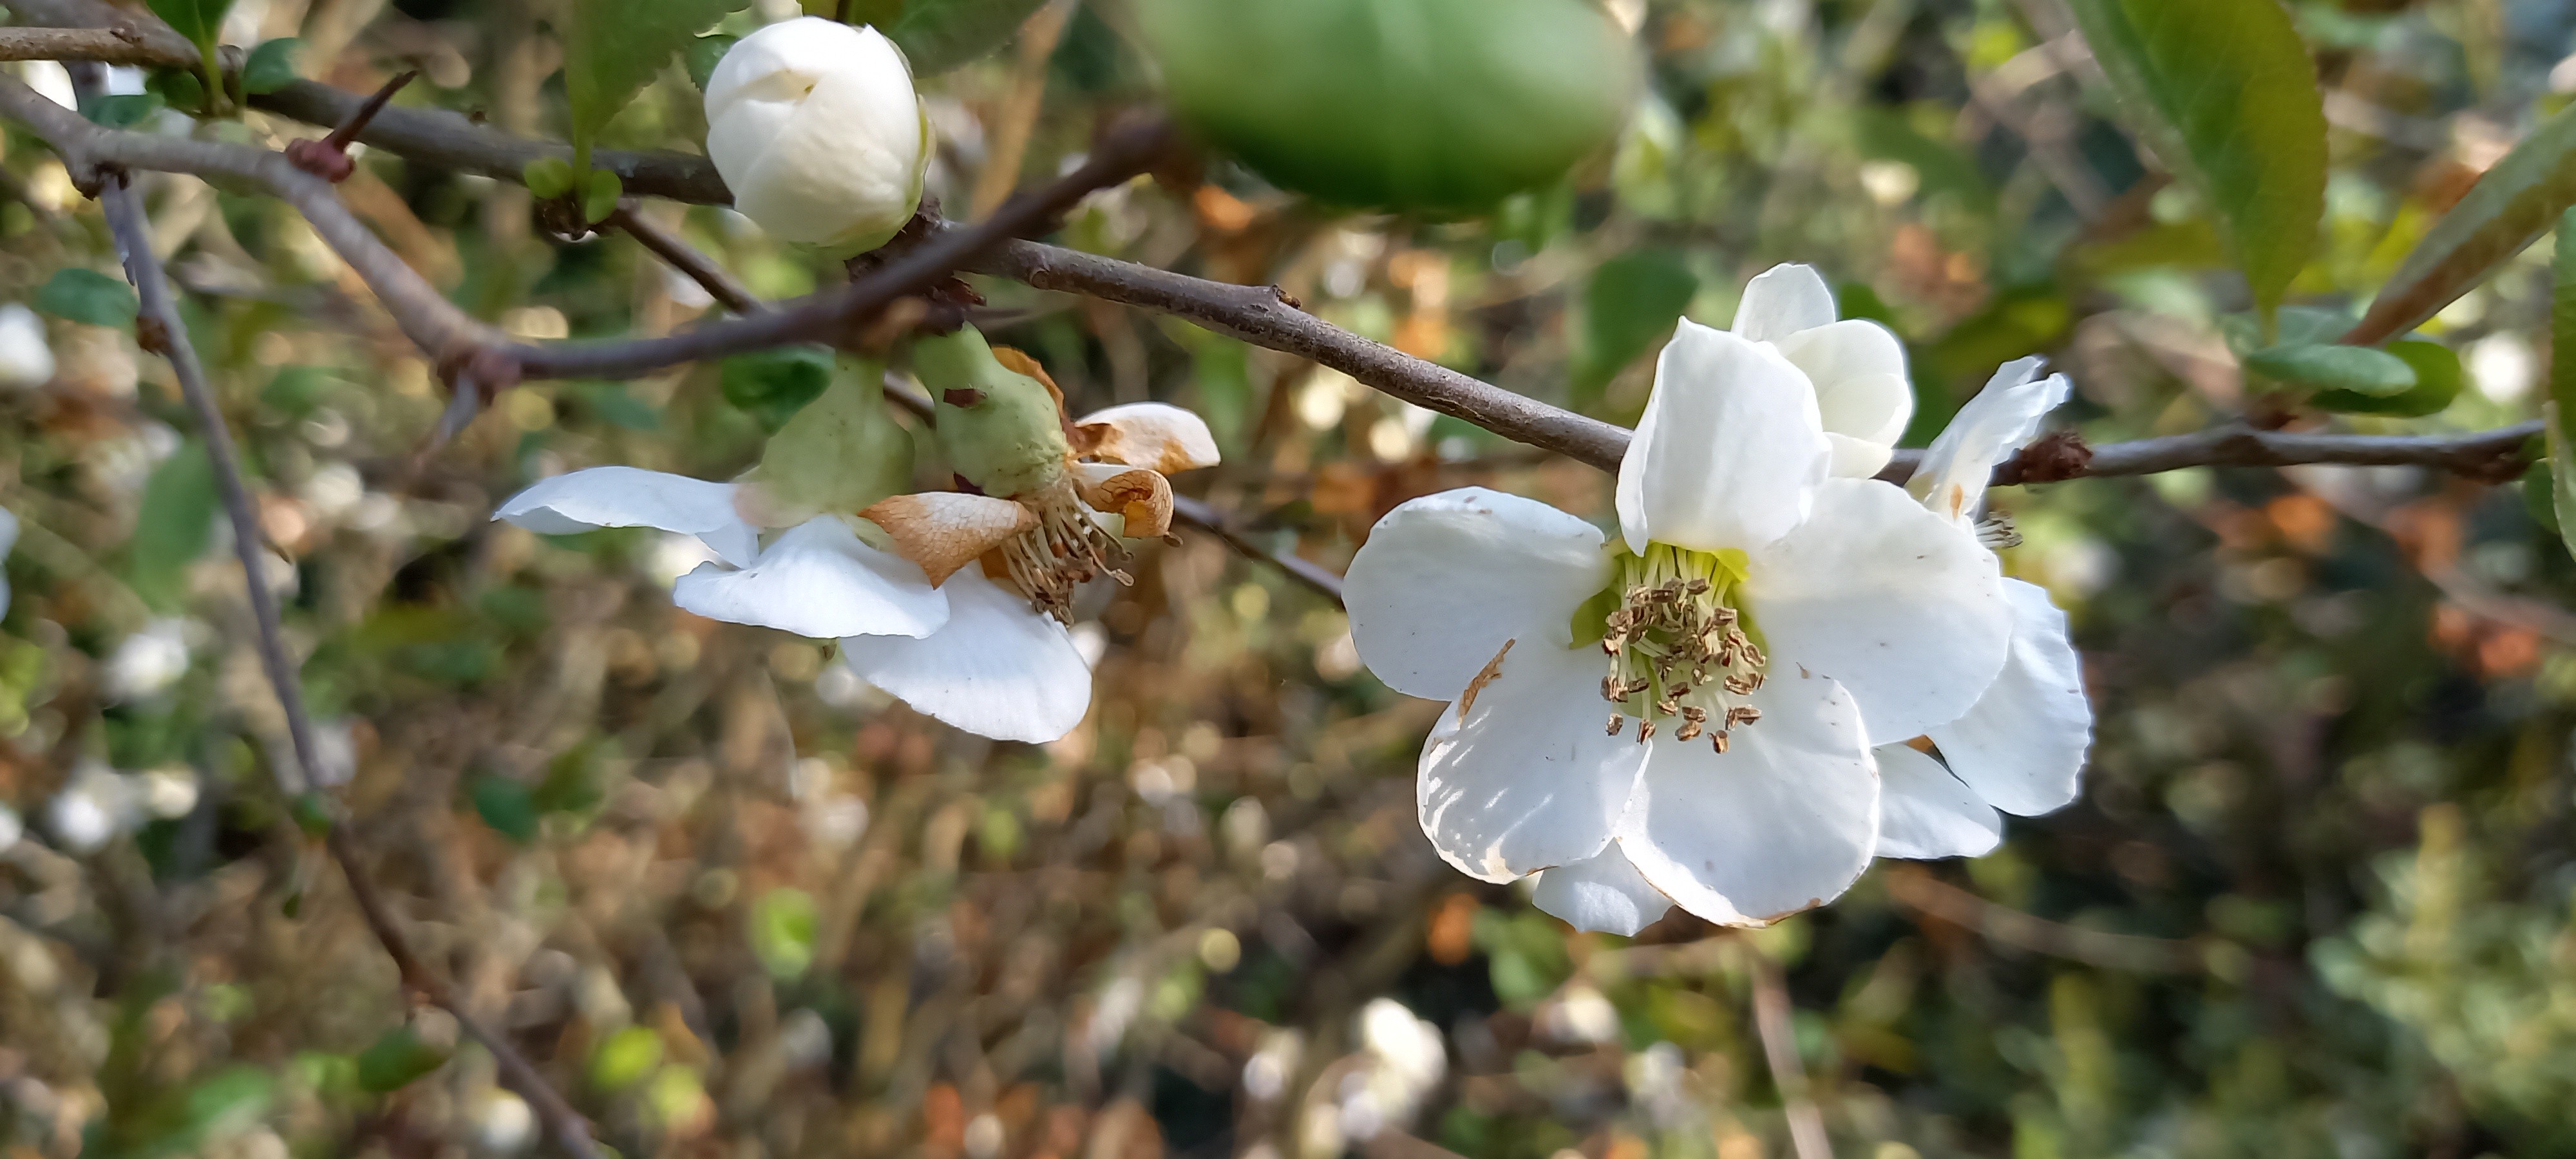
1571 543 1768 751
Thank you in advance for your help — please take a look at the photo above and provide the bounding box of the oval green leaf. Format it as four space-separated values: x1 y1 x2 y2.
2309 340 2461 417
2066 0 2325 323
2244 343 2416 395
2355 105 2576 346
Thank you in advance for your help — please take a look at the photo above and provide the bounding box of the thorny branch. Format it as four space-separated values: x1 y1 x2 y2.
77 60 605 1159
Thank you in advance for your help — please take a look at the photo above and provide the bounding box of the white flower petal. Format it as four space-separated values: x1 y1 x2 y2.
1929 579 2092 816
1910 357 2069 525
1826 431 1896 478
1746 477 2009 743
838 565 1092 743
1076 402 1224 473
1616 674 1878 925
1616 321 1829 555
672 516 947 639
495 466 761 567
1347 487 1609 701
1732 263 1837 343
1417 639 1647 883
1533 845 1674 936
1873 744 2003 860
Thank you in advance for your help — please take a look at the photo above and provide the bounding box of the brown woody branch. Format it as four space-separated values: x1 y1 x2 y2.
0 0 2547 487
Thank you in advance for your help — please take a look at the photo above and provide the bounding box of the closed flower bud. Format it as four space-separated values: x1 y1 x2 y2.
704 18 929 250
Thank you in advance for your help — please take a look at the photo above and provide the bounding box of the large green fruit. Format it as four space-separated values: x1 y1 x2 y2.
1137 0 1641 215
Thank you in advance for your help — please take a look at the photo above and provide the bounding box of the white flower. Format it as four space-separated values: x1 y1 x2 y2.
105 618 191 701
1345 321 2011 933
0 304 56 389
46 761 138 853
705 17 929 249
495 405 1217 744
1732 264 1913 478
1873 357 2096 860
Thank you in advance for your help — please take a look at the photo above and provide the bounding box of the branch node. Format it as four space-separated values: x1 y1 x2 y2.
289 70 415 182
2003 430 2094 485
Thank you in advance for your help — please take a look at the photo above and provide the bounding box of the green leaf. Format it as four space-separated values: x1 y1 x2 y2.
685 34 738 91
590 1025 665 1091
523 156 578 200
748 887 819 979
583 168 624 225
2243 344 2416 396
129 442 217 611
468 773 539 843
242 39 303 95
2552 206 2576 564
355 1027 452 1093
2065 0 2325 324
1575 250 1697 404
80 91 167 128
890 0 1049 74
2311 340 2461 417
2356 104 2576 346
563 0 748 167
721 344 837 432
147 68 205 115
35 269 138 328
146 0 237 46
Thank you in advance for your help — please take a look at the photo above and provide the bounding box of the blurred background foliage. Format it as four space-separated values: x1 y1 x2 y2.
3 1 2576 1158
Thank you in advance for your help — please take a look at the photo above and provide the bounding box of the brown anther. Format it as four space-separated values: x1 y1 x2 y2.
1711 730 1731 755
1654 699 1678 717
1636 719 1656 744
1687 579 1710 594
1676 721 1703 742
1727 706 1762 728
1605 713 1624 737
1679 706 1708 723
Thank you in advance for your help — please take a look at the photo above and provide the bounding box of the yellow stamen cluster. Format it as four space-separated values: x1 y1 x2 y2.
1594 545 1766 753
999 476 1132 622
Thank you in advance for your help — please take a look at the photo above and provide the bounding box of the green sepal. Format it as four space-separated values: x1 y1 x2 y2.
914 326 1072 499
524 156 578 199
745 358 916 520
582 168 623 225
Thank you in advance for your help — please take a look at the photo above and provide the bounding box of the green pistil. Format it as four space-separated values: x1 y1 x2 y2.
1575 543 1769 752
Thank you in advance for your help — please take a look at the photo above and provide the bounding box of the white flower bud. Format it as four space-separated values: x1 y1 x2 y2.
0 305 57 390
705 18 929 250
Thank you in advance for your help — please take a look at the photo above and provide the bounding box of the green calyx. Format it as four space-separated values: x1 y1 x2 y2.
743 357 915 522
913 326 1072 499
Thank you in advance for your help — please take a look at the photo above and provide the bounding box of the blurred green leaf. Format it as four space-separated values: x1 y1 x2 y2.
524 156 578 200
685 33 738 91
37 269 139 328
261 365 341 415
722 344 837 433
590 1025 665 1091
80 91 167 128
2311 340 2461 417
749 887 820 979
148 68 205 115
129 442 217 612
2244 344 2416 396
1576 250 1697 406
469 773 540 843
563 0 748 167
242 39 303 95
891 0 1047 73
147 0 237 46
355 1027 452 1093
583 168 623 225
2356 103 2576 346
2065 0 2324 324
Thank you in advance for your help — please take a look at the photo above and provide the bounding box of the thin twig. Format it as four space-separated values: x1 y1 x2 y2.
1170 495 1346 607
78 63 603 1159
1882 865 2205 974
1744 940 1834 1159
1880 420 2541 487
605 202 761 314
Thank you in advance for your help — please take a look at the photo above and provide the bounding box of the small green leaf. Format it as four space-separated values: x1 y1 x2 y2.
2243 344 2416 396
523 156 578 199
147 0 238 45
564 0 749 166
129 442 218 611
589 1025 665 1092
2356 104 2576 346
747 364 915 517
289 792 334 837
79 91 167 129
468 773 539 843
147 68 205 115
891 0 1049 74
686 34 738 91
582 168 624 225
2311 340 2461 417
748 887 819 979
242 39 303 95
35 269 138 328
2065 0 2325 324
721 344 837 432
1575 250 1698 405
355 1026 452 1093
2526 459 2559 535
